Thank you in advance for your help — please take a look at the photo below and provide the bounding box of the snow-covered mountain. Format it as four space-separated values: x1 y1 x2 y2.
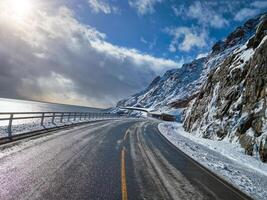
118 57 205 114
118 13 267 162
118 14 263 114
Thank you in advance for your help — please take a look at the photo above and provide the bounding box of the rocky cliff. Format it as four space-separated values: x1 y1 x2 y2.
184 14 267 162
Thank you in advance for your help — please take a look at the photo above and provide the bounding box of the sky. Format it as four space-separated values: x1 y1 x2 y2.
0 0 266 108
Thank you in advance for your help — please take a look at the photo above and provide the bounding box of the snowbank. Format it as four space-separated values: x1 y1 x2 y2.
158 122 267 200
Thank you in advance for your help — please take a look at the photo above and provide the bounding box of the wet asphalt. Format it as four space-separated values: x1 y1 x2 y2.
0 119 252 200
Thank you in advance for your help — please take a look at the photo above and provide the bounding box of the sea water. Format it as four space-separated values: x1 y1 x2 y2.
0 98 103 113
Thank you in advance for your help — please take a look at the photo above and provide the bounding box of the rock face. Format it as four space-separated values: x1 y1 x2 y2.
184 14 267 162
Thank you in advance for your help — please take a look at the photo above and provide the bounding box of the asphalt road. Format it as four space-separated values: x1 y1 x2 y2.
0 119 252 200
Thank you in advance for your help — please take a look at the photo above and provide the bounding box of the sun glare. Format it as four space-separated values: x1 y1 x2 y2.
4 0 33 22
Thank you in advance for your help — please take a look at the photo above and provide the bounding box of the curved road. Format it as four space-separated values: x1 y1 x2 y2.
0 119 252 200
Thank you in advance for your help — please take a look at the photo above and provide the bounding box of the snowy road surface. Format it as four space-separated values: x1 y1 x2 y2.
0 119 252 200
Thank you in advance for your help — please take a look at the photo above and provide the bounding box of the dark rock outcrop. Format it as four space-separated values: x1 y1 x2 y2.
168 93 199 108
211 15 261 54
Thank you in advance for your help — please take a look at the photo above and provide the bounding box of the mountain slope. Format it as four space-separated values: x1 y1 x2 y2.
118 57 205 111
184 14 267 162
118 14 262 114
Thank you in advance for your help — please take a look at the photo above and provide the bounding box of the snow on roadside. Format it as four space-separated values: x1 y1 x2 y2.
158 122 267 200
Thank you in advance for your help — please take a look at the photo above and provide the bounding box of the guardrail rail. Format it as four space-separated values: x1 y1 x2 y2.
0 112 126 139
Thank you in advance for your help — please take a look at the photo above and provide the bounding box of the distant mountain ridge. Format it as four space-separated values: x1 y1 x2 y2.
118 57 206 111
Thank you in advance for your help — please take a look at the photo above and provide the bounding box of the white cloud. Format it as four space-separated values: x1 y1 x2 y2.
251 1 267 8
234 1 267 21
0 5 180 107
165 27 208 52
140 36 157 49
129 0 163 15
90 39 177 73
88 0 118 14
140 37 148 44
173 1 228 29
171 5 185 17
187 1 229 28
234 8 260 21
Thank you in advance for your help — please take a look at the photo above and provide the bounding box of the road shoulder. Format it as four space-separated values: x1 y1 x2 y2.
158 122 267 200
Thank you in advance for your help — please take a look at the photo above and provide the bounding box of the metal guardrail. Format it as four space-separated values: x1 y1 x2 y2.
0 112 124 138
118 107 176 122
118 106 150 113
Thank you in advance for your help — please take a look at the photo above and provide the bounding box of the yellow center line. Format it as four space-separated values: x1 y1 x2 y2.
121 147 128 200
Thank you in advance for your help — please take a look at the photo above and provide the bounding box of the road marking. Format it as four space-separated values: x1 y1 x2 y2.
123 131 129 141
121 147 128 200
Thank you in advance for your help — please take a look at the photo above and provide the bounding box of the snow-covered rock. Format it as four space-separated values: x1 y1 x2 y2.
184 14 267 162
118 58 206 115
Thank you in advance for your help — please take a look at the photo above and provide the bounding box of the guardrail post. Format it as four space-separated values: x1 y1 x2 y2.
60 113 64 123
74 113 76 121
80 113 82 121
7 114 13 138
41 113 45 126
52 113 55 124
68 113 71 122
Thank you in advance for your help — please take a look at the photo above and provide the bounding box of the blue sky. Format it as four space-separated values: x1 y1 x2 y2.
0 0 266 107
76 0 266 61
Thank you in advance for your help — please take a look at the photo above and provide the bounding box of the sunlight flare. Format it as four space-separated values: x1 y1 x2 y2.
1 0 34 22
